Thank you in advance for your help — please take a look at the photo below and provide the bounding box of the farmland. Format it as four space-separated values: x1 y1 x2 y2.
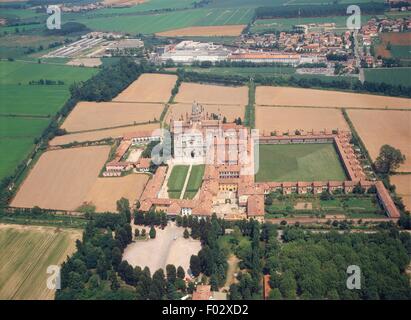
165 103 244 124
113 73 177 103
251 15 373 34
255 106 349 135
49 123 160 146
156 25 246 37
0 60 97 180
347 109 411 172
364 68 411 87
256 143 347 182
11 146 111 211
184 165 205 199
83 174 149 212
175 82 248 105
167 165 189 199
390 175 411 211
255 86 411 109
0 224 81 300
60 101 163 132
71 7 254 35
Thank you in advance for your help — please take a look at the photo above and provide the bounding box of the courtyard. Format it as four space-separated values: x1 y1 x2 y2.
255 143 347 182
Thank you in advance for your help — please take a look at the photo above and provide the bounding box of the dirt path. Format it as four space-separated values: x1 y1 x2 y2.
223 254 240 290
180 164 192 199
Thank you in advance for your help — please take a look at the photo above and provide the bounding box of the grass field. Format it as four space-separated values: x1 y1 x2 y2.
364 68 411 87
0 224 81 300
251 15 373 34
167 165 190 199
184 165 205 199
0 60 97 180
72 7 254 34
256 143 347 182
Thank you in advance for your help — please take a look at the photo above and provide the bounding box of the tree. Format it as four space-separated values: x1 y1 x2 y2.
177 266 185 280
166 264 177 284
375 145 406 174
268 288 282 300
187 282 195 294
134 229 140 238
141 229 146 238
149 226 156 239
183 228 190 239
210 274 219 291
109 272 120 291
190 255 201 277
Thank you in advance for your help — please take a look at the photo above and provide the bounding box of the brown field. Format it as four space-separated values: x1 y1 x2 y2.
61 101 163 132
380 32 411 46
83 174 149 212
156 25 246 37
347 109 411 172
390 175 411 211
175 82 248 105
0 224 81 300
66 58 101 67
49 123 160 146
114 73 177 103
165 103 244 123
256 86 411 109
255 106 349 135
11 146 110 211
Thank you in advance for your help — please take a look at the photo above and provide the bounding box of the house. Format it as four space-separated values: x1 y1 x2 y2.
192 285 212 300
136 158 151 172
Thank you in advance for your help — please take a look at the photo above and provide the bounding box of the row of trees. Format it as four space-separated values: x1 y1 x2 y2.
255 3 386 19
178 69 411 98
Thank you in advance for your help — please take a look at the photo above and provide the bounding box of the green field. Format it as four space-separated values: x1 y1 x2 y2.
251 15 374 34
256 143 347 182
364 68 411 86
184 165 205 199
0 60 97 180
167 165 190 199
71 7 254 34
390 45 411 60
0 225 80 300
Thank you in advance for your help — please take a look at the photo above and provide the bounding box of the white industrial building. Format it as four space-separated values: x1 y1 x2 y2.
160 41 230 64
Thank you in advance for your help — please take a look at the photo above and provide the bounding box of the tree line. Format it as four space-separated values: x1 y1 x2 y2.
255 2 386 19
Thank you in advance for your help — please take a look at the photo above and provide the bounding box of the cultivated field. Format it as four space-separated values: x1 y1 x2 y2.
123 222 201 274
0 224 81 300
60 101 163 132
168 165 189 199
255 86 411 109
49 123 160 146
175 82 248 105
256 143 347 182
66 58 102 67
390 175 411 211
165 103 244 123
83 174 149 212
156 25 246 37
11 146 110 211
255 106 349 134
347 109 411 172
0 60 96 180
73 7 254 34
364 68 411 87
113 73 177 103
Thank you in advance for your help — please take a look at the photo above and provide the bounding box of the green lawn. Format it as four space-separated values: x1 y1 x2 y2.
184 164 205 199
364 68 411 87
167 165 190 199
256 143 347 182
